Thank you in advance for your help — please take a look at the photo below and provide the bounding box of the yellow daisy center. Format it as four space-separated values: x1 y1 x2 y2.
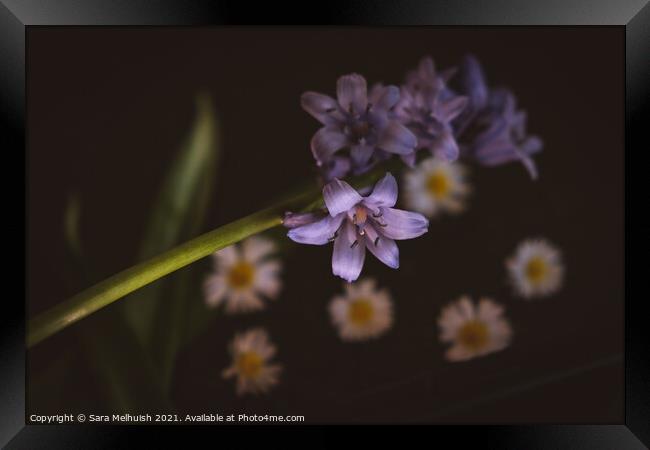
228 261 255 289
525 257 548 285
236 351 263 378
426 171 450 198
457 320 490 351
348 298 374 326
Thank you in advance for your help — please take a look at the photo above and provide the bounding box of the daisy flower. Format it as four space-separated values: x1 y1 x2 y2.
403 157 470 217
203 236 281 313
222 328 282 395
506 238 564 299
328 278 393 341
438 296 512 362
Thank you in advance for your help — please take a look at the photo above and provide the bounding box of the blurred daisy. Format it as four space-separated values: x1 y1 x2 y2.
403 157 470 217
438 296 512 362
222 328 282 395
506 238 564 299
329 278 393 341
203 236 281 313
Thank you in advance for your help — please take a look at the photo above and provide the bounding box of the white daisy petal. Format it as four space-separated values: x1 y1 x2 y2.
203 236 283 313
223 291 245 314
222 328 282 395
242 236 277 263
402 157 470 218
477 298 503 322
203 275 228 308
213 245 238 268
255 276 282 299
506 238 564 299
256 260 281 278
446 344 475 362
329 297 349 326
226 291 265 314
438 296 512 362
328 277 393 341
457 296 475 320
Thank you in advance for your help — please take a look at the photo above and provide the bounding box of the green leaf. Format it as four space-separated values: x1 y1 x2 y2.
81 308 174 413
63 193 83 259
151 127 220 390
61 195 173 413
122 94 220 352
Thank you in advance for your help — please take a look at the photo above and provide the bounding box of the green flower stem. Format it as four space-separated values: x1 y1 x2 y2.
28 190 313 348
28 164 398 348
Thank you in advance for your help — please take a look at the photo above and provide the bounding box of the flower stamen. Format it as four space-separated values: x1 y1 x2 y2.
457 320 490 352
235 351 263 379
227 262 255 290
426 171 450 198
347 298 374 326
525 256 548 285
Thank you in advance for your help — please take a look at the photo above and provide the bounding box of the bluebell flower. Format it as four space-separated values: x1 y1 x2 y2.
471 88 542 178
283 211 327 229
286 173 429 282
454 54 489 131
320 155 352 182
454 55 543 179
394 57 469 164
301 74 417 179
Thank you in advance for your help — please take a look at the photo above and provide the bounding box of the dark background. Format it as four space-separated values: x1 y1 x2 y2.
27 27 623 423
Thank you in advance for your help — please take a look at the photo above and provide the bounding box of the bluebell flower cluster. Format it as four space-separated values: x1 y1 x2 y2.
302 55 542 181
288 55 542 281
394 57 468 165
453 55 543 179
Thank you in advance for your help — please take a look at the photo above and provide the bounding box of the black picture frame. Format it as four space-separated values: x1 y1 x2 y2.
3 0 647 447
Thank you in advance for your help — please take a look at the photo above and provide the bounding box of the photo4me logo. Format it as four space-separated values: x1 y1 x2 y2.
185 413 305 423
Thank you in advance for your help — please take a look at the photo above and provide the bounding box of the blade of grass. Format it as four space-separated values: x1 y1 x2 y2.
80 309 174 413
62 194 174 413
151 120 220 391
123 93 219 350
